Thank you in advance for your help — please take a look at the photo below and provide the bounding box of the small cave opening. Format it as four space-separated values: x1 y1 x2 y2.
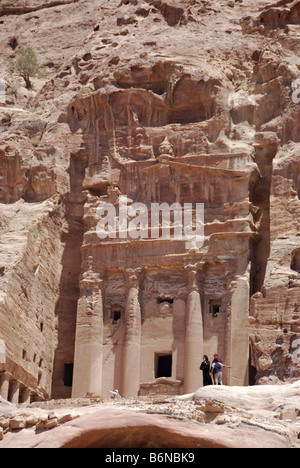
169 76 216 125
291 249 300 274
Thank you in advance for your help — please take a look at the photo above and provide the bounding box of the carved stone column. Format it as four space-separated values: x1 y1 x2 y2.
20 387 31 405
228 273 250 386
9 380 20 405
72 258 104 398
121 268 142 398
184 264 203 394
0 372 9 401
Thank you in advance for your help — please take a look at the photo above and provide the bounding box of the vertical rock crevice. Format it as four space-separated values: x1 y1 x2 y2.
51 150 88 399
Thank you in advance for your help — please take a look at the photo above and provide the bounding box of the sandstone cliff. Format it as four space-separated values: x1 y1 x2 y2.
0 0 300 404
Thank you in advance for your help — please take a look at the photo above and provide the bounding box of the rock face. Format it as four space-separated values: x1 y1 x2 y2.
0 382 299 448
0 408 288 449
0 0 300 406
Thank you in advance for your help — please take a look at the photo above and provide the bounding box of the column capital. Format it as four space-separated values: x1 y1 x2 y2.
125 268 142 288
185 261 204 272
185 263 197 273
80 255 104 283
80 262 105 290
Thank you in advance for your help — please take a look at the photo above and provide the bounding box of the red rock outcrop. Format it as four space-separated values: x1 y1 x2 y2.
1 382 299 448
0 407 290 449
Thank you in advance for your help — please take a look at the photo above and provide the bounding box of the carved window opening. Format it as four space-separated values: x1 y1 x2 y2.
111 305 123 324
155 353 172 378
209 300 222 318
157 297 174 305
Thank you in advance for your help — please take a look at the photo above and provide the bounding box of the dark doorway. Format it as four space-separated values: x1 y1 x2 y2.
64 363 74 387
249 346 257 386
155 354 172 378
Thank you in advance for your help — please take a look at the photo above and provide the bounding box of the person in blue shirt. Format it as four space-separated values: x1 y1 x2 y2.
210 354 231 385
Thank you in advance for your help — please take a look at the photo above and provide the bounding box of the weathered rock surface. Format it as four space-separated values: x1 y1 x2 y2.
0 383 299 448
0 0 79 17
0 396 16 414
0 408 288 449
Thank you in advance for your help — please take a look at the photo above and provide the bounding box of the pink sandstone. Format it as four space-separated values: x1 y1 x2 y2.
0 0 299 414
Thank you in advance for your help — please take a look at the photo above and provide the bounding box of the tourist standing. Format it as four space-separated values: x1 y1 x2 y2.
210 354 231 385
200 355 213 386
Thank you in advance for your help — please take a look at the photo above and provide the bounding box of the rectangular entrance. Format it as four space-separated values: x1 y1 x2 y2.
155 353 172 378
